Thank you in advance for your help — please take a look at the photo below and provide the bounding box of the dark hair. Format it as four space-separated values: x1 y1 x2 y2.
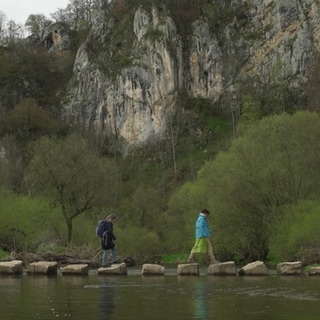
202 209 210 215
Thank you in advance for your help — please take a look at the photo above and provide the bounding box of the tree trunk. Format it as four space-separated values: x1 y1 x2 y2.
66 217 73 247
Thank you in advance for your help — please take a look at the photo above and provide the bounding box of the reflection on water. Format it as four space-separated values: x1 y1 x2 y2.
194 281 209 320
98 279 117 320
1 271 320 320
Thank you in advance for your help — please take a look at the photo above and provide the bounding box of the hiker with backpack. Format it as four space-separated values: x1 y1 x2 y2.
96 213 120 267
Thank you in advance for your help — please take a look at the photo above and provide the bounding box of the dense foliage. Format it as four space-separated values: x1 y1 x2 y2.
168 112 320 263
0 0 320 265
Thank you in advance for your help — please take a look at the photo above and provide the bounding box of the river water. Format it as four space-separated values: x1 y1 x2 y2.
1 267 320 320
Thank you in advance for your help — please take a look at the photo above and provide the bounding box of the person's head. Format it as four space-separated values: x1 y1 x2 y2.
106 213 117 222
201 209 210 216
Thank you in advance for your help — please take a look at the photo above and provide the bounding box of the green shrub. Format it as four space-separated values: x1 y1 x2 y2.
0 189 63 251
0 248 9 259
117 226 161 259
269 201 320 261
161 253 188 264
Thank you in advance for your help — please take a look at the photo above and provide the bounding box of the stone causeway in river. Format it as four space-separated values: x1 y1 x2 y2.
1 260 320 277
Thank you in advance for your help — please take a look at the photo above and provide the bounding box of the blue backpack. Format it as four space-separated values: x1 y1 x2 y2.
96 219 108 238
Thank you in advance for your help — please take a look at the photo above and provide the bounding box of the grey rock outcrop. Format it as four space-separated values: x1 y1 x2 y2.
42 23 71 52
64 6 182 153
63 1 320 152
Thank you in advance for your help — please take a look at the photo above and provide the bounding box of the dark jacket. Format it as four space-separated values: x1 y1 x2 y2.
101 221 116 249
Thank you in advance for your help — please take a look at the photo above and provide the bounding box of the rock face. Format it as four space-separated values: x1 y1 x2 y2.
63 1 320 153
42 23 71 53
65 6 182 153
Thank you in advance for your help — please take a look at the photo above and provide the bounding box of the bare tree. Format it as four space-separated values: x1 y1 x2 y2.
25 14 52 41
27 133 118 247
51 0 96 30
0 10 7 42
6 20 25 41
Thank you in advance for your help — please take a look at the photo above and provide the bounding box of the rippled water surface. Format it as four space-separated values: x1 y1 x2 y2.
1 268 320 320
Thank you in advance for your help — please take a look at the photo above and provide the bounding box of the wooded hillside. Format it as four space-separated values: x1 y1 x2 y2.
1 0 320 266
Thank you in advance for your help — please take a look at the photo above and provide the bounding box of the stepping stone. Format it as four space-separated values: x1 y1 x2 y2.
61 264 89 275
238 261 269 276
207 261 236 276
277 261 303 275
308 267 320 276
26 261 58 275
0 260 23 275
98 262 127 275
177 263 199 276
141 263 165 275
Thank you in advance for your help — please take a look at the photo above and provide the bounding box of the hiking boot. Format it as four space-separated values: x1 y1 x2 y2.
112 260 122 264
102 263 111 268
187 258 195 263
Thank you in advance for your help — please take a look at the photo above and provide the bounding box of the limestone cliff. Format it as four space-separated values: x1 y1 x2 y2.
63 0 320 153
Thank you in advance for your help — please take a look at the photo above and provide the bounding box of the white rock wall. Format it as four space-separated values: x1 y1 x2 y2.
63 0 320 151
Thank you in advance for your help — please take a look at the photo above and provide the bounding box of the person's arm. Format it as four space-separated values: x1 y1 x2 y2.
201 218 211 238
106 222 117 240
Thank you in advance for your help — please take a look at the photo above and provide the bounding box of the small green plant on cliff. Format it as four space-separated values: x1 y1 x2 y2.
145 26 164 42
115 56 132 69
246 25 272 41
